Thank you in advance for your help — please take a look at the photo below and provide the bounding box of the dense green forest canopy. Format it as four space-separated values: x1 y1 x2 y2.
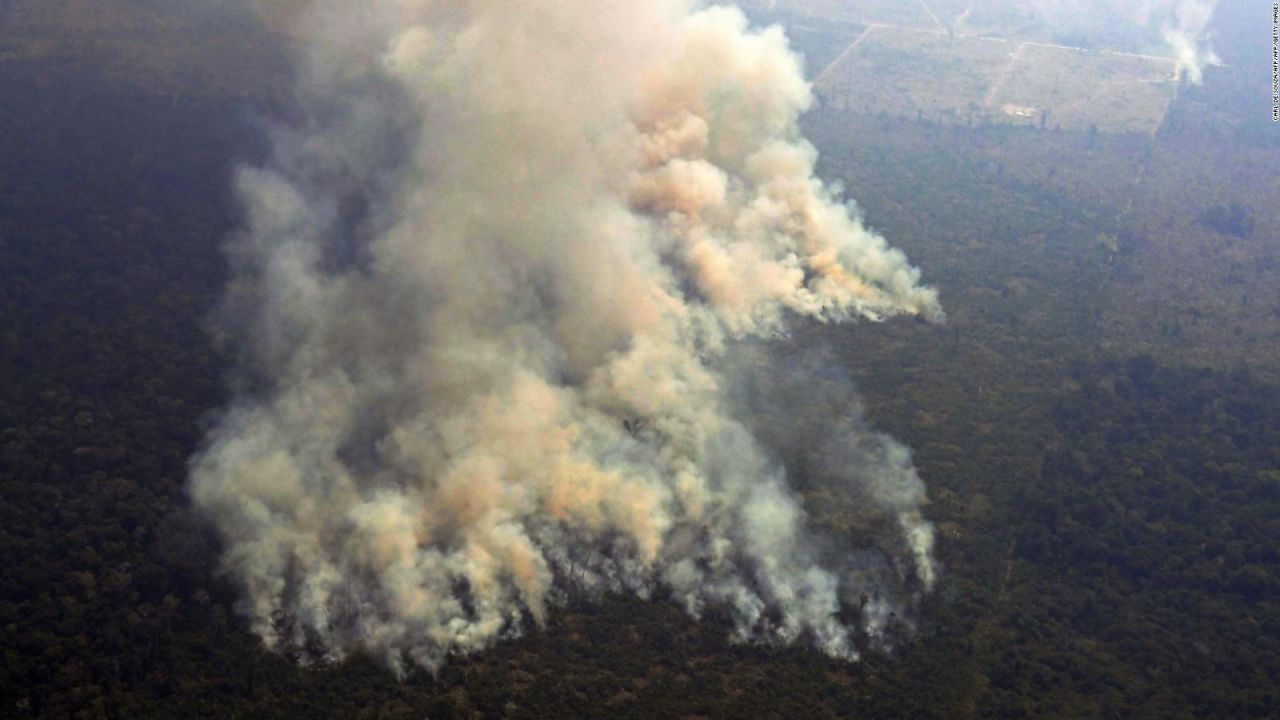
1 2 1278 717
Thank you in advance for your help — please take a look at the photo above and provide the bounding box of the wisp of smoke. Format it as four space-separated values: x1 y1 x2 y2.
1012 0 1222 83
191 0 943 675
1148 0 1222 84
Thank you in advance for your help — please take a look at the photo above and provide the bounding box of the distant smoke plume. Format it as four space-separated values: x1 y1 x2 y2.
1013 0 1222 82
1149 0 1221 84
191 0 942 675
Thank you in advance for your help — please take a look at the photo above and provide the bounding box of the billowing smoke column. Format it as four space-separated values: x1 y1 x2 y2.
191 0 942 675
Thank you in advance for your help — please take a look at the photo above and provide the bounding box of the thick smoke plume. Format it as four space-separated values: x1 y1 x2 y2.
191 0 942 674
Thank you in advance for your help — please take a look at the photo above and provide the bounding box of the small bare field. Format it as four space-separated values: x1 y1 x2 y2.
990 44 1176 133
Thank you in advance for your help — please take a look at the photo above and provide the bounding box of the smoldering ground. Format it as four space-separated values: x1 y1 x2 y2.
190 0 944 675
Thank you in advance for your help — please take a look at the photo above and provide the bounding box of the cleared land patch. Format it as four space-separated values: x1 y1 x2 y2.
990 44 1176 134
815 27 1016 122
813 26 1178 134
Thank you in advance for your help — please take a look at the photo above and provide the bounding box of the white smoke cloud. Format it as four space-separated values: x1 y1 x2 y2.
1082 0 1221 83
993 0 1223 83
1151 0 1222 84
191 0 942 675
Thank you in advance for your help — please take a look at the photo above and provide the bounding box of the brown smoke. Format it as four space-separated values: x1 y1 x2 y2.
192 0 942 674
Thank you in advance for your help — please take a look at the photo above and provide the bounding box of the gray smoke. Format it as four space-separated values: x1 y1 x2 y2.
191 0 942 675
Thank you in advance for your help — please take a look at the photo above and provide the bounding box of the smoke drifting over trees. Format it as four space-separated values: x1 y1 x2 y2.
190 0 942 674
